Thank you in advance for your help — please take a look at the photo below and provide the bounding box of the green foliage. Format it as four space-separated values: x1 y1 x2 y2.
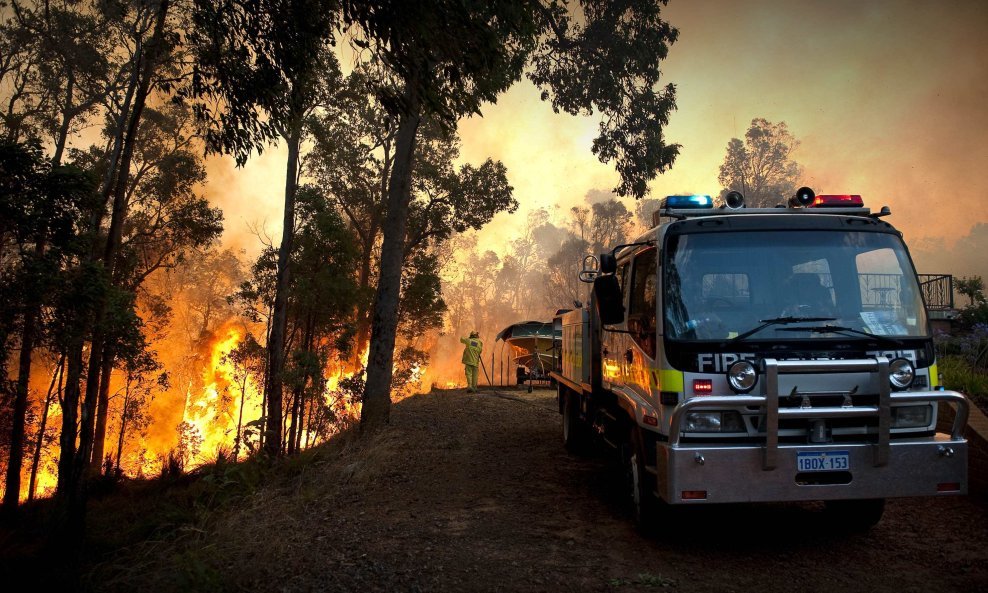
527 1 681 198
405 120 518 250
955 276 986 308
291 185 361 322
0 0 115 146
185 0 342 162
939 356 988 397
399 251 447 336
956 303 988 328
348 0 681 198
935 319 988 413
0 140 98 357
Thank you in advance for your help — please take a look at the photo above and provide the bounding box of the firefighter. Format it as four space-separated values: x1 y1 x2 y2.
460 331 483 392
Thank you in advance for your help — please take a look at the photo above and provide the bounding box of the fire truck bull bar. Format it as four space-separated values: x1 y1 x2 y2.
655 357 970 503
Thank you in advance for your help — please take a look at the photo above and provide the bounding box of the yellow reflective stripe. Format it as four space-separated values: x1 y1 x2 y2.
658 369 684 392
929 362 939 388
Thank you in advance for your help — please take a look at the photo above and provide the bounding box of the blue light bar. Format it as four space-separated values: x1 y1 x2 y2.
662 195 713 209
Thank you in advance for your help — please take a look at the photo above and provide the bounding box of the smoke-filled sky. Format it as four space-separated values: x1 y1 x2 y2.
206 0 988 280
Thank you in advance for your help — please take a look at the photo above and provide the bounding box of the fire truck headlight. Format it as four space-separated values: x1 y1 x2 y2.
892 405 931 428
889 358 915 390
726 361 757 393
684 411 744 432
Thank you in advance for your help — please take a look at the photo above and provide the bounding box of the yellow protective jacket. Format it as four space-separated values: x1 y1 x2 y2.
460 336 483 366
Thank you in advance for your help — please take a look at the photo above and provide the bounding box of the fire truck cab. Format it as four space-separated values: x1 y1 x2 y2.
550 189 969 529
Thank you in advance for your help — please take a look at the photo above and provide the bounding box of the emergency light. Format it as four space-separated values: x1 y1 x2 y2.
662 195 713 209
810 194 864 208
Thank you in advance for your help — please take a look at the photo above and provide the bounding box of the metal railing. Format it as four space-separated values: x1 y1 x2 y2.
918 274 954 310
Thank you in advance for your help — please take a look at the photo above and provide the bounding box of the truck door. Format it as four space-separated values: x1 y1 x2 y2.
601 262 629 389
626 248 657 401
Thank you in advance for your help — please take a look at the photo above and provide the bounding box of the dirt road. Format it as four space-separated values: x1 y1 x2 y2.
98 387 988 592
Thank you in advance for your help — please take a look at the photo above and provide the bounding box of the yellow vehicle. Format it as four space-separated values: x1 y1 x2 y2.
550 189 969 529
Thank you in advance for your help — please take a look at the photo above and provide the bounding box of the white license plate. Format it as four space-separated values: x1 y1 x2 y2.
797 451 850 472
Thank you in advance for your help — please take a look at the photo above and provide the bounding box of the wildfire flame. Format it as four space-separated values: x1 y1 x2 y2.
12 328 415 501
178 327 262 467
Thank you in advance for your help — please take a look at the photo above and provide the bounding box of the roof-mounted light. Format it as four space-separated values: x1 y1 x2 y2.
662 195 713 209
789 186 815 208
810 194 864 208
723 191 745 210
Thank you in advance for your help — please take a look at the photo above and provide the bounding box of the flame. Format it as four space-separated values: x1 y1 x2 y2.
178 327 261 468
323 343 370 429
8 329 402 501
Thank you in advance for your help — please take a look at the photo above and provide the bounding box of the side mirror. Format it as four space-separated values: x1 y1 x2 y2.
578 254 600 283
593 274 625 325
599 252 617 274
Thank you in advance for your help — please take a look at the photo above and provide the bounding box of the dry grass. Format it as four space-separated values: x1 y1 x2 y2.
83 415 417 592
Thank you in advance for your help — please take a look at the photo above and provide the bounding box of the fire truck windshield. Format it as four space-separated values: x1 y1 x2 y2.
663 230 929 341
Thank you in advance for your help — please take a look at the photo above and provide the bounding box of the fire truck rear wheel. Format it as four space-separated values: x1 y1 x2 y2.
823 498 885 530
625 428 660 531
562 390 591 455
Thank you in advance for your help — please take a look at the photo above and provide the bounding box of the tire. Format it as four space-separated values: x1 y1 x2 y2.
823 498 885 531
625 428 661 531
562 390 591 455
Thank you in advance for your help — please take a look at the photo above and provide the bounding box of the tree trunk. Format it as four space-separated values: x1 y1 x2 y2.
305 395 317 448
56 0 171 542
77 0 170 477
54 337 87 539
56 339 84 496
232 373 248 461
361 93 422 431
287 316 315 455
258 306 273 453
263 129 301 457
285 385 297 455
351 154 387 369
2 279 42 512
29 356 63 501
114 377 130 476
352 246 374 366
2 222 53 512
296 395 308 452
90 350 115 468
51 71 75 167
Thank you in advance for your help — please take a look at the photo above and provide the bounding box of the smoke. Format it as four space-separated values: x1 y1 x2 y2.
910 224 988 282
202 150 290 255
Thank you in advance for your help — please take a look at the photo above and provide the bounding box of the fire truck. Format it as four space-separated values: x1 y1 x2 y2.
550 188 969 529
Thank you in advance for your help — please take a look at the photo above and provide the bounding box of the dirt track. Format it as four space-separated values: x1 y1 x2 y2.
98 387 988 592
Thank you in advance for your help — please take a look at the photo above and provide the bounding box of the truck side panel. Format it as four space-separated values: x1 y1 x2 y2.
560 308 589 387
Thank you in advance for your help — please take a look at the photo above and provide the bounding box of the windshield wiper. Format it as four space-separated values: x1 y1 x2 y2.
729 317 837 342
776 325 904 346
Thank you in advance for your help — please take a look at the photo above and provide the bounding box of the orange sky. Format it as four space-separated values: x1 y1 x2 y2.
206 0 988 278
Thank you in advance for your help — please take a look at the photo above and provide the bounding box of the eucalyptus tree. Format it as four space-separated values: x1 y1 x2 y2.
0 141 96 513
308 79 516 363
718 118 802 208
85 102 223 469
46 2 181 534
345 0 681 429
4 1 119 165
234 185 359 455
186 0 341 456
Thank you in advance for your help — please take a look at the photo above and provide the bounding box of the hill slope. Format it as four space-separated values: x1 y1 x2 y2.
89 388 987 592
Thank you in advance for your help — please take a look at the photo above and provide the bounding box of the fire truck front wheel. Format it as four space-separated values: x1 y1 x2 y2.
625 428 661 531
562 389 591 455
823 498 885 530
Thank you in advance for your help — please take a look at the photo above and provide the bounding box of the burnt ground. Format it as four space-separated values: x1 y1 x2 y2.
88 387 987 593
